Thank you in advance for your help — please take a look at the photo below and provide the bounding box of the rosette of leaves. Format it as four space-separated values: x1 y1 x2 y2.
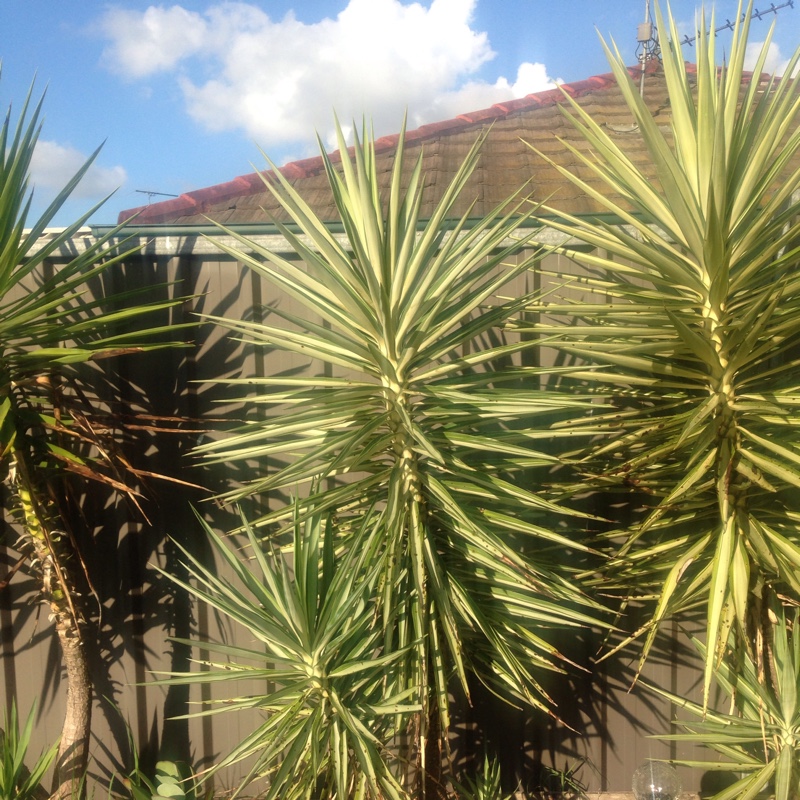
158 507 420 800
453 755 511 800
648 602 800 800
0 703 58 800
520 0 800 705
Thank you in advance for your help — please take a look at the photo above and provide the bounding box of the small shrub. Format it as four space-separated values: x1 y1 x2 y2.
0 702 59 800
453 755 511 800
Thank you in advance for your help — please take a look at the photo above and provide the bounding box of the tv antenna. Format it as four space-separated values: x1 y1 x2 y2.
680 1 795 46
135 189 179 204
637 0 661 95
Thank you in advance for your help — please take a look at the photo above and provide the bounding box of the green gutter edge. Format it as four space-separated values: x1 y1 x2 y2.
90 212 634 240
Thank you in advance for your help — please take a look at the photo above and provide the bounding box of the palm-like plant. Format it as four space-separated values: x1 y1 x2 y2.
1 78 186 799
0 702 59 800
196 121 605 793
650 602 800 800
521 0 800 705
453 754 511 800
160 508 419 800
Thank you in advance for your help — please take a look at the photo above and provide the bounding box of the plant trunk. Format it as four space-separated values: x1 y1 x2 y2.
15 454 91 800
50 595 91 800
422 700 447 800
28 531 92 800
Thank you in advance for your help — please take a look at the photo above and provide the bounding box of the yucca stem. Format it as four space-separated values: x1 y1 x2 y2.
703 256 783 697
383 373 447 798
13 452 90 800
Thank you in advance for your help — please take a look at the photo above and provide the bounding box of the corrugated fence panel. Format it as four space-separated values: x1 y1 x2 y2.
0 234 711 797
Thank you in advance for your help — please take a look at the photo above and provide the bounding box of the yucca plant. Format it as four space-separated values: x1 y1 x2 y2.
649 601 800 800
0 702 59 800
158 507 418 800
195 120 606 794
0 75 188 799
521 0 800 706
453 754 511 800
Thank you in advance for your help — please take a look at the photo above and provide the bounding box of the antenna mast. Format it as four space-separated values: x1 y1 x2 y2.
637 0 661 95
680 0 795 46
135 189 179 204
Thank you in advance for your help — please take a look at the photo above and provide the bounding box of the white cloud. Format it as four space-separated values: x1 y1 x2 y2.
427 62 559 121
30 141 127 200
744 40 792 76
98 1 555 154
510 62 560 96
99 5 208 78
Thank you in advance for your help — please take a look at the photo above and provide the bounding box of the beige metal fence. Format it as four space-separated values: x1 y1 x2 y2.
0 227 708 797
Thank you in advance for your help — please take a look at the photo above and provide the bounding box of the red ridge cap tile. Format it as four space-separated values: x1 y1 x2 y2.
119 193 199 224
236 173 266 191
457 107 506 123
373 133 402 150
410 117 469 139
280 162 309 180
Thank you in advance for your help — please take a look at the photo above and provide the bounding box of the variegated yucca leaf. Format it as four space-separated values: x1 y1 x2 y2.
520 0 800 706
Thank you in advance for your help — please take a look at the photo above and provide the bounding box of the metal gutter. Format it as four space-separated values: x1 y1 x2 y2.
89 212 633 240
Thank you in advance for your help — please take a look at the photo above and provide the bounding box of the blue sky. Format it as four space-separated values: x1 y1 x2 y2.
3 0 799 226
